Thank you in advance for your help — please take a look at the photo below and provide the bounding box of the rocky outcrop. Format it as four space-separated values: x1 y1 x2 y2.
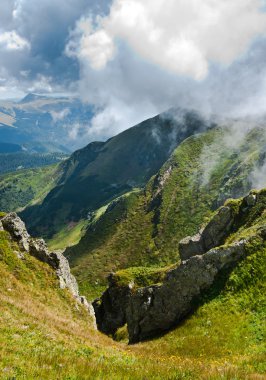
93 190 265 343
2 212 30 252
126 240 248 343
0 212 95 322
179 192 258 261
93 273 132 335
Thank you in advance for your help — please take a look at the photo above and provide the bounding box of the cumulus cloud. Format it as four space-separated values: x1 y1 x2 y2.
70 0 266 80
0 30 30 51
1 0 266 144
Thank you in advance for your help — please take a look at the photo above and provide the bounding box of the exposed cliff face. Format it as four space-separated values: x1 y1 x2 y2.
0 212 95 321
93 190 266 342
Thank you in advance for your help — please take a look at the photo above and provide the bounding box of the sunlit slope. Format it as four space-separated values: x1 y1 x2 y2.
67 126 266 298
21 109 209 238
0 164 62 213
0 209 265 379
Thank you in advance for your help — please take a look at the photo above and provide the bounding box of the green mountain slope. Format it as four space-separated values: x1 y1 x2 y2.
0 164 62 213
21 109 210 238
67 126 266 298
1 200 265 379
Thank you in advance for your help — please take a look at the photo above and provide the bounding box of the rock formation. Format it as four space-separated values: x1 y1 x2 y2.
93 190 265 343
0 212 95 322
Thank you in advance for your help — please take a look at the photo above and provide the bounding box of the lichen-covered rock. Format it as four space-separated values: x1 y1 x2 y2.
127 240 247 343
1 212 30 251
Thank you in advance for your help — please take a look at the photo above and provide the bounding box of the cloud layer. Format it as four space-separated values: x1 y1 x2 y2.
70 0 266 79
0 0 266 142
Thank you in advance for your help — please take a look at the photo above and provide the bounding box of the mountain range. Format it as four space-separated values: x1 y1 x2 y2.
0 93 94 153
0 107 265 378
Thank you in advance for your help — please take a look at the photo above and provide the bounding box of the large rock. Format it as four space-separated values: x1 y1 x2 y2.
179 192 258 261
93 273 132 335
1 212 30 251
49 250 79 297
93 190 264 342
127 240 247 343
0 212 95 323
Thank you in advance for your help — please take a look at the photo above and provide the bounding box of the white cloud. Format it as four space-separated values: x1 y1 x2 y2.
27 74 53 93
69 0 266 80
0 30 30 50
87 99 157 139
50 108 70 123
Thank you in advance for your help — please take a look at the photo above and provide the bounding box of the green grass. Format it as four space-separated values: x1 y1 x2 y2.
0 164 61 213
47 219 89 251
113 265 175 288
0 213 265 379
68 127 266 299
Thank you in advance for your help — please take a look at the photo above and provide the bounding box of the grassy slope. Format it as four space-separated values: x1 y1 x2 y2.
0 152 67 175
68 127 266 299
21 110 208 238
1 195 265 379
0 164 61 213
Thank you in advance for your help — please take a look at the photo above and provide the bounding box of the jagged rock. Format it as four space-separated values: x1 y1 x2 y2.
0 212 96 325
93 273 131 335
179 206 234 260
178 232 203 260
49 250 79 297
93 189 266 342
80 296 97 329
29 238 51 264
179 191 259 261
1 212 30 251
127 240 248 343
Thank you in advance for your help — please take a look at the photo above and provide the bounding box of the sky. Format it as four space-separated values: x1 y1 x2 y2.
0 0 266 140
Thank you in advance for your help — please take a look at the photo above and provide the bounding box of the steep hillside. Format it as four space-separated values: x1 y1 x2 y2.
0 164 63 213
94 189 266 342
21 109 210 238
67 125 266 298
0 206 265 379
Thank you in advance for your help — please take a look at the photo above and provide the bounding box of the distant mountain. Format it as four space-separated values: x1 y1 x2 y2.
19 93 49 104
20 109 211 237
0 93 94 153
